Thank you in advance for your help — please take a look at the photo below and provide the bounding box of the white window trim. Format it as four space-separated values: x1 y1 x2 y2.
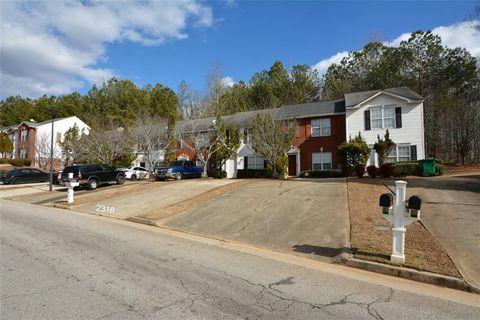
311 118 331 137
370 105 397 130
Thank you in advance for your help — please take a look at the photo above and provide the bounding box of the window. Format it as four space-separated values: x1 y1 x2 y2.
311 118 331 137
369 105 397 129
195 132 209 148
21 130 28 141
398 145 411 162
383 105 396 129
386 148 397 163
243 128 252 143
20 148 28 159
312 152 332 170
370 106 383 129
386 144 411 162
247 155 264 169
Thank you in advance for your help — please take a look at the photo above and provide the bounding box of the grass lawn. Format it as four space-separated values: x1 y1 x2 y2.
347 178 460 278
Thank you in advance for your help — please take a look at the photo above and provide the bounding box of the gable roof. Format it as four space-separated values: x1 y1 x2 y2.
276 99 345 120
344 87 423 108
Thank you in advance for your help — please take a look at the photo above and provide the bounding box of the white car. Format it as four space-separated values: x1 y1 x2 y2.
122 166 150 181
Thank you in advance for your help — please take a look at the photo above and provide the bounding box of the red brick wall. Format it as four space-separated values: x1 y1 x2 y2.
16 124 36 165
292 114 346 171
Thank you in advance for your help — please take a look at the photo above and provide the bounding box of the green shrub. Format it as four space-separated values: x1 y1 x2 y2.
299 170 345 178
366 165 378 178
355 165 365 178
237 169 272 178
435 164 446 176
0 158 10 164
379 163 395 177
393 163 420 177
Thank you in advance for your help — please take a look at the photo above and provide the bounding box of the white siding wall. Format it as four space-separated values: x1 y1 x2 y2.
345 94 425 165
35 116 90 162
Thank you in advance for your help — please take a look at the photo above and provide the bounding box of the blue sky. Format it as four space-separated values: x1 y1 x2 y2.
1 0 479 98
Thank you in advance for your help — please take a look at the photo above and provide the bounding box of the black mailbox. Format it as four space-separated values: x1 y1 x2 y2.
407 195 422 218
408 195 422 210
379 193 394 215
379 193 393 207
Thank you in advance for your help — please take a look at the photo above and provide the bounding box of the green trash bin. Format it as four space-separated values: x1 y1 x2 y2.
419 159 436 176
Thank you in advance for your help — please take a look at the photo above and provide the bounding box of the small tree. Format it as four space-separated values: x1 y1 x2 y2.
251 112 296 178
337 132 370 176
0 133 13 159
211 114 240 177
176 117 223 178
374 130 396 165
59 124 88 165
35 133 63 169
82 120 135 165
131 115 169 170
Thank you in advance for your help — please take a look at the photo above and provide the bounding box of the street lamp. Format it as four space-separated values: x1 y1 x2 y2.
49 107 57 191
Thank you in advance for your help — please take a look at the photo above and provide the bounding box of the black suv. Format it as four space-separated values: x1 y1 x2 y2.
60 164 125 190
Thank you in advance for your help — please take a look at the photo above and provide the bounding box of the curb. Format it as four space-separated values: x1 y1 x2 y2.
340 253 474 293
127 216 159 226
123 215 477 294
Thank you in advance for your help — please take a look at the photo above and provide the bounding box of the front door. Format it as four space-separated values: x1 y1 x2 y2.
288 154 297 176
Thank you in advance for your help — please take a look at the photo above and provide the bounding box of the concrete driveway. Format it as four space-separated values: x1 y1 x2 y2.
162 179 350 262
407 175 480 289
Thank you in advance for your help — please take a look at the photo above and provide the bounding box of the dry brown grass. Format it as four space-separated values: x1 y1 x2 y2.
347 178 460 277
444 164 480 176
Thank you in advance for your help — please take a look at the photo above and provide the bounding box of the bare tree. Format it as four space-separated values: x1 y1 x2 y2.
131 115 169 170
35 133 63 169
82 120 135 164
175 118 225 178
251 111 296 178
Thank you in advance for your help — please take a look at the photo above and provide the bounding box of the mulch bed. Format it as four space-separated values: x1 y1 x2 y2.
347 178 460 277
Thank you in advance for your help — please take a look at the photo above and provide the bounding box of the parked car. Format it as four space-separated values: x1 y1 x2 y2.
2 167 49 184
120 166 150 181
155 160 203 181
60 164 125 190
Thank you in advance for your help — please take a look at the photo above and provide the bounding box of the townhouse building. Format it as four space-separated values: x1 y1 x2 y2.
175 87 425 178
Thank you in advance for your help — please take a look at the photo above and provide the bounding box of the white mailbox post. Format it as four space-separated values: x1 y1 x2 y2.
66 172 79 204
379 180 422 264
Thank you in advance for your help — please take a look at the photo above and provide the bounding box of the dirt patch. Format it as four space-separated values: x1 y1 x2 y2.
347 178 460 277
444 164 480 177
139 180 252 220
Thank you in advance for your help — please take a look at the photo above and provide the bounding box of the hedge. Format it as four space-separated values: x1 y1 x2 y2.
236 169 272 178
299 170 345 178
393 162 420 177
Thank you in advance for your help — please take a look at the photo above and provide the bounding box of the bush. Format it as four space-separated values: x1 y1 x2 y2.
366 165 378 178
354 165 365 178
209 169 227 179
0 158 10 164
435 164 446 176
236 169 272 178
299 170 345 178
393 163 420 177
9 159 31 167
379 163 395 178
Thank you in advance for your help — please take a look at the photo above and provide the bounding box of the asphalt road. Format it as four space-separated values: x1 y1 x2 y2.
1 201 479 320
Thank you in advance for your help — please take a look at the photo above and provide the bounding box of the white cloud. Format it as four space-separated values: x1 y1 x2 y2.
313 20 480 77
221 76 235 88
0 0 214 98
311 51 349 77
